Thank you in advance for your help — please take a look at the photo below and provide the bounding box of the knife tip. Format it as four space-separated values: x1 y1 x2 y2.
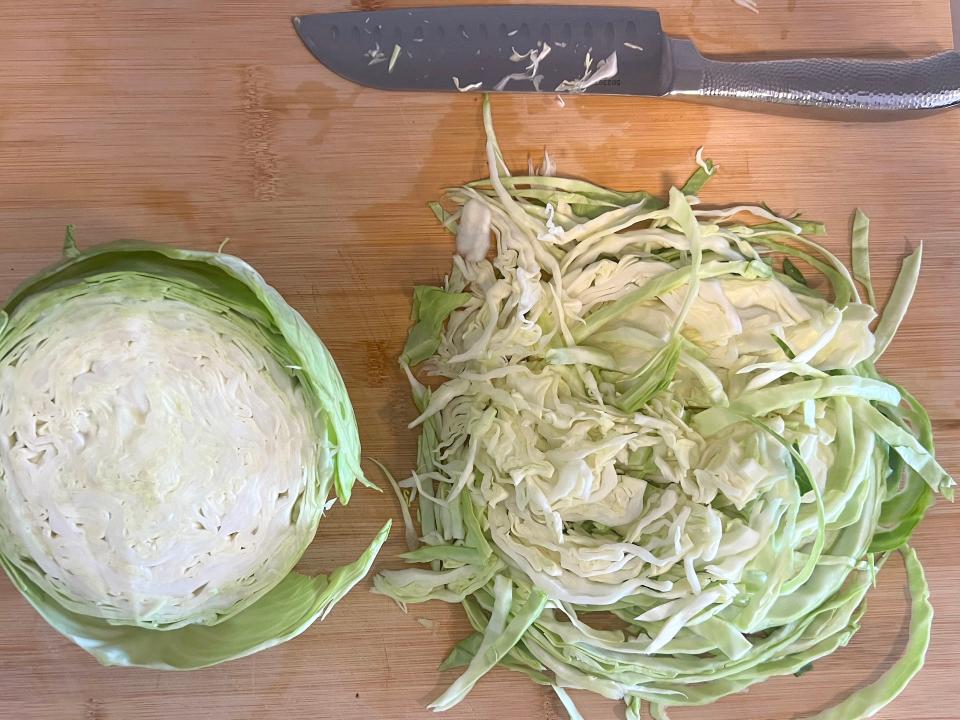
292 15 301 28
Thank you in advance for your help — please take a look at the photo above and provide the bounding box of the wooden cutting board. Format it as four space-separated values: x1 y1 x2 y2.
0 1 957 718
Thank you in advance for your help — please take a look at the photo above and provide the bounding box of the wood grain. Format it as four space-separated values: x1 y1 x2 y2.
1 1 958 718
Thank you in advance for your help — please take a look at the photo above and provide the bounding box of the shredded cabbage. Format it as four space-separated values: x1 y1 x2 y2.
0 237 390 668
376 98 952 718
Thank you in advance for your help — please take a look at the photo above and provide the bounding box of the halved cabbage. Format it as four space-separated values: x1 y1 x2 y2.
0 236 389 668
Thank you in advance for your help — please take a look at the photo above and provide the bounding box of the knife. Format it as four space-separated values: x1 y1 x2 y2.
293 4 960 118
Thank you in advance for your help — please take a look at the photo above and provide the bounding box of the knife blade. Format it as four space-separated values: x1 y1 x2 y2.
293 5 661 96
293 5 960 116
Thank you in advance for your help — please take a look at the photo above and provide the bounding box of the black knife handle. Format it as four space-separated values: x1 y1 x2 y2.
666 39 960 115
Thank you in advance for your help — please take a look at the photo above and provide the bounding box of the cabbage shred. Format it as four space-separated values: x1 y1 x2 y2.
376 98 953 718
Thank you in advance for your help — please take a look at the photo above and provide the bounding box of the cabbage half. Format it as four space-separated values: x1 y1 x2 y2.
375 99 953 718
0 235 390 669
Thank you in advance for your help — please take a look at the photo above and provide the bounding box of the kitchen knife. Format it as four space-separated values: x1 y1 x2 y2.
293 5 960 117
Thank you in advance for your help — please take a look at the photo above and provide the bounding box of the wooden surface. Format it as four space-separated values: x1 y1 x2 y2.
1 1 958 718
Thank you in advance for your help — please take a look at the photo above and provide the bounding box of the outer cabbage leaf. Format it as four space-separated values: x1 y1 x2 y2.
1 520 390 669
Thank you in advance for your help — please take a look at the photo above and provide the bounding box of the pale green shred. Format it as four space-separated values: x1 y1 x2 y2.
857 402 953 499
429 200 460 233
680 156 716 196
388 44 401 74
371 458 419 552
851 209 877 307
650 703 672 720
802 547 932 720
783 256 809 286
873 243 923 362
553 686 586 720
429 576 548 711
375 97 952 719
0 240 390 668
400 286 472 366
62 223 80 258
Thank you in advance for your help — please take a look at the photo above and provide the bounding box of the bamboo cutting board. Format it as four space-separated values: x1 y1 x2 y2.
0 1 958 718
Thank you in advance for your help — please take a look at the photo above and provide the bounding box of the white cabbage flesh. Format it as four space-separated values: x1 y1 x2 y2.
0 287 317 626
413 269 837 608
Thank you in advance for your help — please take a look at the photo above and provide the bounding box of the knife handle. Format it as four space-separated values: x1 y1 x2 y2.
666 39 960 116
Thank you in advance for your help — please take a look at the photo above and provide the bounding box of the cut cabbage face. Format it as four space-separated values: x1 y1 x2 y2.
0 285 319 626
0 239 390 667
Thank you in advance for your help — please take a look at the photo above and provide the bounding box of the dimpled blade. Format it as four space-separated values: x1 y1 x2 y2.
292 5 667 95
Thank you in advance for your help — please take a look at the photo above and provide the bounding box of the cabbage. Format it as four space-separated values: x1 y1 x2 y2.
0 235 390 669
375 98 952 718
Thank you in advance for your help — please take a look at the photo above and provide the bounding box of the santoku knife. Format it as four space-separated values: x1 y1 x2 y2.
293 4 960 118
